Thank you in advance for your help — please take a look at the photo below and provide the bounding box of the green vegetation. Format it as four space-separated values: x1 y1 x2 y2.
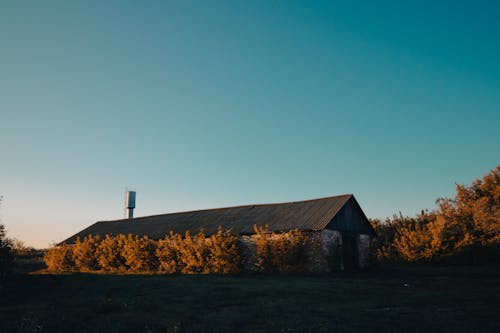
1 265 499 332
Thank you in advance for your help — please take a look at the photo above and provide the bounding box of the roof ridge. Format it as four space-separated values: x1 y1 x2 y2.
99 194 353 223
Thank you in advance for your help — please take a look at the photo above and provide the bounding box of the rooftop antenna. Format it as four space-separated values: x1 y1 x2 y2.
124 190 136 219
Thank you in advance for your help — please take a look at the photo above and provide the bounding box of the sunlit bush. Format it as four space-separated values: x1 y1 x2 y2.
176 230 211 274
156 232 182 273
45 226 311 274
73 235 101 271
371 165 500 264
122 235 158 272
44 244 74 272
156 228 240 274
253 225 307 273
206 226 240 274
96 235 127 271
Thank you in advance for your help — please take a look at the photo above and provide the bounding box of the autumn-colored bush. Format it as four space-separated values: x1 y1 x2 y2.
122 235 158 271
73 235 101 271
96 235 127 271
156 232 183 273
372 165 500 264
371 213 438 263
155 228 240 274
253 225 307 273
175 230 211 274
206 227 240 274
43 225 312 274
394 220 438 262
45 228 244 274
44 244 74 272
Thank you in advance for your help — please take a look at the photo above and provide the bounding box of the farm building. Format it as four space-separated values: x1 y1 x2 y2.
62 194 375 272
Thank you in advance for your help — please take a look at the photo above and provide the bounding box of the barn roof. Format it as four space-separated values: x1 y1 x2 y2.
62 194 373 244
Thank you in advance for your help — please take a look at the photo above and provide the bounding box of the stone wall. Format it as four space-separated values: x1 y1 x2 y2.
239 235 258 271
357 234 371 268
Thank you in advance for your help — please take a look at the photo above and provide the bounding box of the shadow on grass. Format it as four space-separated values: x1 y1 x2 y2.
1 264 500 332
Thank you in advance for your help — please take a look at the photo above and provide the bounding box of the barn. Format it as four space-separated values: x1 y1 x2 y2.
63 194 375 272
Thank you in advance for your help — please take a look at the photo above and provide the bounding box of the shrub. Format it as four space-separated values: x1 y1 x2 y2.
97 235 127 271
176 230 211 274
73 235 101 271
253 225 307 273
122 235 158 272
156 232 182 273
271 229 307 272
155 228 240 274
394 222 436 262
371 165 500 264
206 227 240 274
42 227 310 274
44 244 74 272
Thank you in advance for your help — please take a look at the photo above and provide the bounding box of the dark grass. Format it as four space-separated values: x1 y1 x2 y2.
1 265 500 332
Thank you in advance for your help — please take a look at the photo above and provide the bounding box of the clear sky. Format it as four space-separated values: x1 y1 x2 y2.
1 1 499 248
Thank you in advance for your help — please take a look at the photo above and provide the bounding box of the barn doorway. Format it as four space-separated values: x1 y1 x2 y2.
341 233 359 270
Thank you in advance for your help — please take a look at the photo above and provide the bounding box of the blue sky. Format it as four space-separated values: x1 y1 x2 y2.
1 1 499 248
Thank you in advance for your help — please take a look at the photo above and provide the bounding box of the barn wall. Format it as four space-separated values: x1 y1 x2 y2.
326 197 374 235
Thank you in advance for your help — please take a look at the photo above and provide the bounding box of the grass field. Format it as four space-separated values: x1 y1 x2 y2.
1 265 500 332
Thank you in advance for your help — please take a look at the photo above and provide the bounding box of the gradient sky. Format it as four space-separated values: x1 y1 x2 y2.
1 1 499 248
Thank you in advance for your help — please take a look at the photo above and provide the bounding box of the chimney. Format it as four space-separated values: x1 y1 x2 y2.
125 191 136 219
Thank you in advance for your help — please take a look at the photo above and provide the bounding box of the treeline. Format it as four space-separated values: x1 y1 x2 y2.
44 226 308 274
371 166 500 264
0 224 13 280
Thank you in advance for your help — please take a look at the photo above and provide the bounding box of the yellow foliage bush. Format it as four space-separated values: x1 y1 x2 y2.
45 226 309 273
394 222 436 262
206 226 240 274
96 235 127 271
155 228 240 274
73 235 100 271
156 232 183 273
372 165 500 264
122 235 158 272
253 225 307 273
45 244 74 272
176 230 211 274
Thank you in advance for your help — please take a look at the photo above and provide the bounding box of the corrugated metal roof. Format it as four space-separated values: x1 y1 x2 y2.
62 194 354 244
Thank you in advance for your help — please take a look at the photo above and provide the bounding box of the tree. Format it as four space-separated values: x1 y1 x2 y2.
0 224 13 278
432 165 500 262
0 195 13 278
